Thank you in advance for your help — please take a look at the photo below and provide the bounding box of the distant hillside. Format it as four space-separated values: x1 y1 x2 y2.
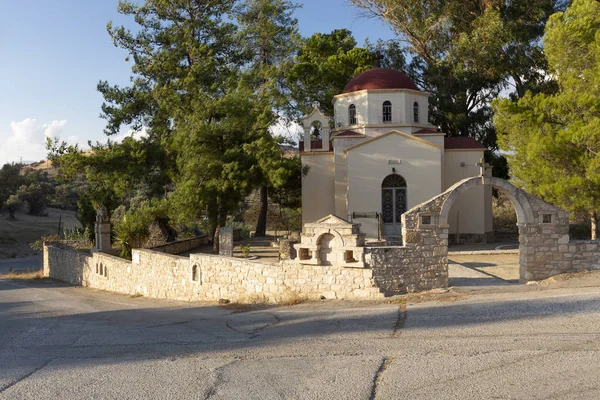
23 160 59 177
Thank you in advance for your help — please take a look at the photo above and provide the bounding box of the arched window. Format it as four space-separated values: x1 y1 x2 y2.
99 263 103 276
349 104 357 125
104 266 108 277
381 174 407 237
382 101 392 123
192 265 199 282
413 102 419 123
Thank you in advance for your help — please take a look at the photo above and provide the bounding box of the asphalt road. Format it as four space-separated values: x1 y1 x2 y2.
2 278 600 399
0 257 41 274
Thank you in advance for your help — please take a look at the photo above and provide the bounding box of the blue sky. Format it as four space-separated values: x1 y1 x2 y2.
0 0 395 165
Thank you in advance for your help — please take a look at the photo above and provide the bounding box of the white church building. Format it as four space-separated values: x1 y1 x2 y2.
300 68 493 242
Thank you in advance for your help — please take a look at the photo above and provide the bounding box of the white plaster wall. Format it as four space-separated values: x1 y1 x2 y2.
444 150 489 234
333 90 429 131
302 154 335 224
333 92 368 128
365 92 404 125
484 168 493 232
346 133 442 237
333 137 365 219
416 134 444 148
403 92 428 125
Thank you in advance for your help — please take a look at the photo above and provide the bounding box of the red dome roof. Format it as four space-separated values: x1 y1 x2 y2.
342 68 419 93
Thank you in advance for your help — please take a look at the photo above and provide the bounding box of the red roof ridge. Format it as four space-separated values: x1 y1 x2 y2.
414 128 442 135
342 68 419 94
333 130 365 138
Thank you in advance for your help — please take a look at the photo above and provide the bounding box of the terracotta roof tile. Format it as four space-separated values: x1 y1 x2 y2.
333 130 365 138
414 128 442 134
342 68 419 93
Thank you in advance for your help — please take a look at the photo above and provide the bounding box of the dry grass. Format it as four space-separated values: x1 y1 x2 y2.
384 289 468 304
0 269 44 281
130 292 144 298
0 208 80 259
534 270 597 286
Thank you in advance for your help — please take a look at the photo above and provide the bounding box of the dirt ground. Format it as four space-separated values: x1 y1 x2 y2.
0 208 80 259
449 253 521 283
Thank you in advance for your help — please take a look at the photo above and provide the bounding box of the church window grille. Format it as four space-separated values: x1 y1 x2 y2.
349 104 357 125
383 101 392 123
413 102 419 123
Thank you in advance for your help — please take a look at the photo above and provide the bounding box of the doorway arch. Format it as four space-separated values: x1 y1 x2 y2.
381 174 407 237
439 176 535 227
400 176 570 285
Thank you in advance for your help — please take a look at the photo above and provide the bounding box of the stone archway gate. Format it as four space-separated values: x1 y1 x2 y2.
399 176 600 286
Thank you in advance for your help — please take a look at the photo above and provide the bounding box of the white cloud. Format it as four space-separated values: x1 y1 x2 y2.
270 119 303 143
0 118 80 165
113 127 148 143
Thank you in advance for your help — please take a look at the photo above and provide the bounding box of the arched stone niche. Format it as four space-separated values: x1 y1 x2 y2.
294 215 366 268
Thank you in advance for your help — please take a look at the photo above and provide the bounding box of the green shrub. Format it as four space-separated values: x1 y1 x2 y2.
30 234 61 251
240 244 251 258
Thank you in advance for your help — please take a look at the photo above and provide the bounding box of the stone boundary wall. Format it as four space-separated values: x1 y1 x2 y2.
44 176 600 302
365 245 446 294
189 253 382 302
44 245 383 303
149 236 208 255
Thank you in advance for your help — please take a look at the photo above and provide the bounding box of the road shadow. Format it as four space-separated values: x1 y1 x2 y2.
1 278 599 381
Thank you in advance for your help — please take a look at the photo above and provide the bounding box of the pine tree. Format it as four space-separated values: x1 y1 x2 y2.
493 0 600 238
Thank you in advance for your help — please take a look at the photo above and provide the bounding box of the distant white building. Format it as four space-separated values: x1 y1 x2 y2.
300 68 492 242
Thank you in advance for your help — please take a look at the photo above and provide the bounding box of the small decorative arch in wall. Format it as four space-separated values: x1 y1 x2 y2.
192 265 200 283
349 104 357 125
99 262 103 276
382 100 392 123
413 102 419 123
103 266 108 278
95 263 99 274
294 214 366 268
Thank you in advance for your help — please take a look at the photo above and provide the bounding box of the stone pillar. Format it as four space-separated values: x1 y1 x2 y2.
279 239 298 261
94 204 111 251
219 227 234 257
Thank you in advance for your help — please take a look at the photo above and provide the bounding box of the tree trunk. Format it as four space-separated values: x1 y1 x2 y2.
208 200 219 253
213 225 220 254
592 211 598 241
255 185 268 237
212 204 228 254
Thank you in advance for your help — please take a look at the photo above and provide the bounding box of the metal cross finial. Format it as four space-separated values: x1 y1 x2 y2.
477 157 487 176
312 101 320 110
